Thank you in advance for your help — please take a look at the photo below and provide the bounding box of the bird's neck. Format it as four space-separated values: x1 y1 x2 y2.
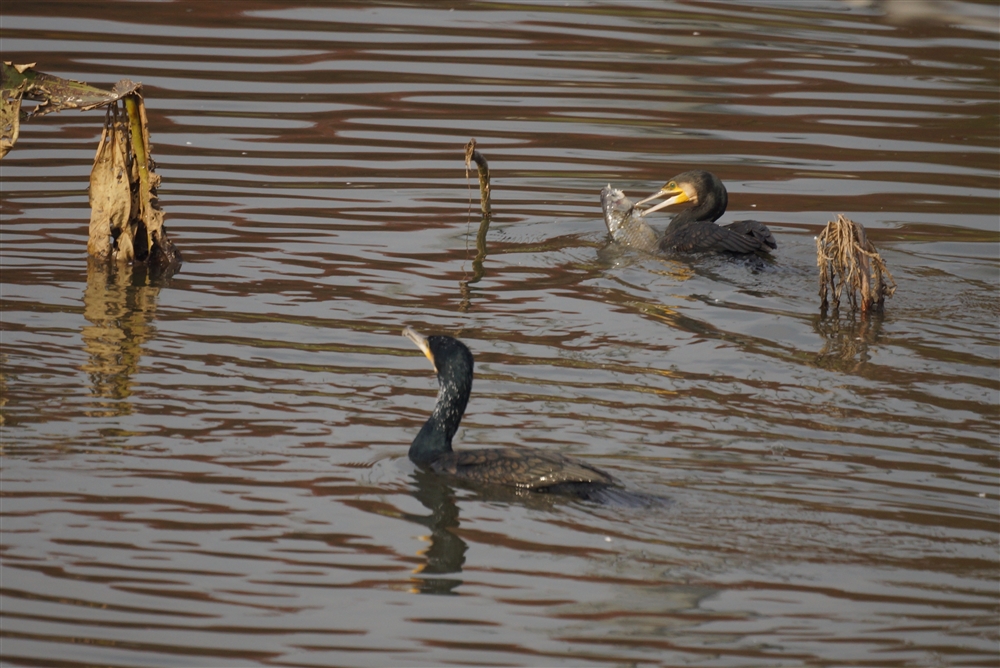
409 420 452 465
409 373 471 465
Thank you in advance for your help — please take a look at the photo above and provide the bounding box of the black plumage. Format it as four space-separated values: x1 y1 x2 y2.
403 328 617 494
634 170 777 255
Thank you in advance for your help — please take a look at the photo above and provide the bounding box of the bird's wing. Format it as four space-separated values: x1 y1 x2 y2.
666 219 776 254
723 219 777 252
432 448 616 490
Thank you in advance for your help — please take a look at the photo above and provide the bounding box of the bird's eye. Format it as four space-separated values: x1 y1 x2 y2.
667 182 676 189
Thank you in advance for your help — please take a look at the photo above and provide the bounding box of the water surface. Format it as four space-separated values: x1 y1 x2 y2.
2 1 998 666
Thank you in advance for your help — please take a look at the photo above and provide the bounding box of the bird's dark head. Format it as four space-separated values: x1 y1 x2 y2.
404 327 474 383
636 170 728 222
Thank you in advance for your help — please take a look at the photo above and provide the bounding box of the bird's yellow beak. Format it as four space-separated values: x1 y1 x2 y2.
403 326 437 372
634 185 690 217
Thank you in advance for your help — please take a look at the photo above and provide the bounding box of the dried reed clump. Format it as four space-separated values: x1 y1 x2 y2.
817 214 896 313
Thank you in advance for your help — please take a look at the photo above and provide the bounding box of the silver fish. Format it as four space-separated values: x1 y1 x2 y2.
600 185 659 253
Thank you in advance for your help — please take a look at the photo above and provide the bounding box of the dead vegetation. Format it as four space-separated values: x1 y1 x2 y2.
2 62 180 268
817 214 895 313
460 139 493 312
464 138 491 218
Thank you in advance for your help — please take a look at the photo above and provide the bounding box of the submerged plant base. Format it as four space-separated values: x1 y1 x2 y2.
817 214 895 313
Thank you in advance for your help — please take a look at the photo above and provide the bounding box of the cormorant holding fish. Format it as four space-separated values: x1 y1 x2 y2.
602 170 776 255
403 327 658 504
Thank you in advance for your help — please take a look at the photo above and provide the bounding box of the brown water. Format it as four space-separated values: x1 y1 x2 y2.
2 1 998 666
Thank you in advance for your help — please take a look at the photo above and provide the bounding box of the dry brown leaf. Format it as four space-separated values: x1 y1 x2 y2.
88 109 133 259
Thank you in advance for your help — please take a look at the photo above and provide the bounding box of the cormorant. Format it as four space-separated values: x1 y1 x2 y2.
630 170 776 254
403 327 619 498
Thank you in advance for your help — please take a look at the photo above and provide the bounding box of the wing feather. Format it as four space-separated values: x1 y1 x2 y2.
430 448 616 490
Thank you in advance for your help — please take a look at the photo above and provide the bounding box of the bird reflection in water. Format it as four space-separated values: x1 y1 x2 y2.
402 469 593 596
404 470 467 595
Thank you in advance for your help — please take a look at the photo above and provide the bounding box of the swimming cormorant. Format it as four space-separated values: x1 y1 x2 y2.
632 170 776 254
403 327 619 497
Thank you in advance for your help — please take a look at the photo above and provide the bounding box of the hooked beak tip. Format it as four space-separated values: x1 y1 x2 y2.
403 326 437 371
